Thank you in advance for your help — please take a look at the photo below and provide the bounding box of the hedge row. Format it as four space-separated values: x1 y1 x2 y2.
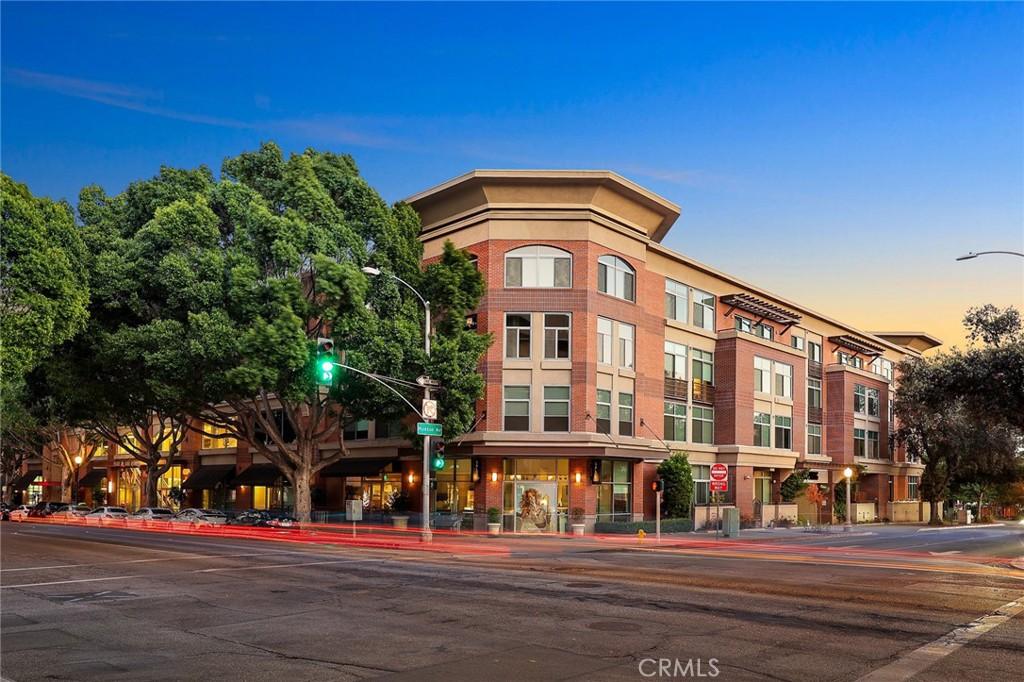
593 517 694 534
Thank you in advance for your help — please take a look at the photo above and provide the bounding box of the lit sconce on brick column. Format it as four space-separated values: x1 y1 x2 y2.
408 472 416 485
490 471 499 483
589 459 601 484
574 471 583 485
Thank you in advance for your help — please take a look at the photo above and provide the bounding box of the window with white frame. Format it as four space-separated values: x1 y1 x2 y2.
774 416 792 449
619 322 635 369
618 392 634 436
597 255 635 302
854 428 866 457
754 412 771 447
774 362 792 398
867 387 880 417
665 279 688 322
807 424 822 454
839 351 863 369
866 429 880 458
664 401 687 441
543 313 570 359
597 317 613 364
505 245 572 288
692 465 711 505
692 406 714 444
791 336 805 351
908 476 919 500
881 359 894 381
692 289 715 330
808 341 822 363
505 313 531 359
854 384 866 414
503 386 530 431
692 349 714 385
664 341 687 380
757 323 774 341
543 386 570 432
735 316 753 334
754 357 772 393
808 378 822 409
596 389 611 434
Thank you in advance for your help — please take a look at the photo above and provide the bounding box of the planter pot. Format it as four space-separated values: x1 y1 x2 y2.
391 516 409 529
487 522 501 536
571 523 586 537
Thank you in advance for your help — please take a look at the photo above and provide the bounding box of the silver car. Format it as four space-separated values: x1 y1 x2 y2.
131 507 175 520
85 506 130 524
170 508 228 528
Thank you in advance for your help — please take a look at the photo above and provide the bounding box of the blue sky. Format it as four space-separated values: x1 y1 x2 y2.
3 2 1022 347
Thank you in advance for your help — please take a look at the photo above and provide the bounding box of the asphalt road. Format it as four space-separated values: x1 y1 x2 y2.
2 522 1022 681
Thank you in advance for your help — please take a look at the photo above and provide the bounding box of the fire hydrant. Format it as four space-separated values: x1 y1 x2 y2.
637 528 646 543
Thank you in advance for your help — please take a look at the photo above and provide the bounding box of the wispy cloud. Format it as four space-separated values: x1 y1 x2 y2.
617 163 733 189
3 67 402 149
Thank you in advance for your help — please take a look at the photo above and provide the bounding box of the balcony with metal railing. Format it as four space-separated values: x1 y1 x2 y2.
691 379 716 405
664 375 689 400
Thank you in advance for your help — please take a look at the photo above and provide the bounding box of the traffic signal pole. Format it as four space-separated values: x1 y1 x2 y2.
421 301 432 543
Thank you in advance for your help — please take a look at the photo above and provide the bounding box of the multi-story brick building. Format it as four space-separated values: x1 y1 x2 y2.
13 170 939 530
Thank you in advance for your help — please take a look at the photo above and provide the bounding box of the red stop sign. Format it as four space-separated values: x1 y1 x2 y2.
710 463 728 481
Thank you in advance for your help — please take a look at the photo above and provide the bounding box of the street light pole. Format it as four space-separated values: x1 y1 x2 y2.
72 455 83 504
956 250 1024 261
362 266 433 542
843 467 853 532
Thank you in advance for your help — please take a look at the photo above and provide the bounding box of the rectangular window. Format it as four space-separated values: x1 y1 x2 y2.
596 460 632 519
754 357 772 393
774 416 792 450
692 289 715 331
808 378 822 409
596 389 612 434
543 386 570 432
619 322 635 369
791 336 805 351
754 412 771 447
908 476 919 500
735 316 753 334
839 351 863 369
807 424 822 454
201 424 237 450
774 362 792 398
854 428 866 458
881 359 894 381
867 387 880 417
757 323 774 341
665 279 688 322
854 384 866 414
808 341 822 363
618 392 634 437
692 406 714 444
664 401 687 441
343 419 369 441
664 341 687 380
691 349 714 384
597 317 612 364
503 386 530 431
505 313 531 359
692 465 710 505
867 430 880 458
543 313 570 360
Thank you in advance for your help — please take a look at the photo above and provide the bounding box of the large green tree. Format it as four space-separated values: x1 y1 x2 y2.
1 174 90 385
657 451 695 518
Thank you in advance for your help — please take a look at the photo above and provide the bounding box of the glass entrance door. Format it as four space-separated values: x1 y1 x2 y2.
514 481 557 533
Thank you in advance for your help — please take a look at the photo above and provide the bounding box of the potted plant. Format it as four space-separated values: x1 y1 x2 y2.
570 507 586 536
390 492 410 529
486 507 501 535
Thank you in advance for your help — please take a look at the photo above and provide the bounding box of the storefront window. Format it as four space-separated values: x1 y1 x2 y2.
117 468 142 510
344 464 403 512
596 460 632 521
502 458 569 532
157 466 184 509
433 458 475 514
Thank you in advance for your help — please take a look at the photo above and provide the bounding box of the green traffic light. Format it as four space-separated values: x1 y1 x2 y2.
321 360 333 372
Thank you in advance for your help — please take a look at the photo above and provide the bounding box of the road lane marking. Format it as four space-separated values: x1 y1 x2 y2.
856 596 1024 681
1 550 318 573
195 559 365 573
927 551 962 556
2 575 141 589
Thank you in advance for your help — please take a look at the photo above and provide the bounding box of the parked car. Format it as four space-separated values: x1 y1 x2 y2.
50 503 93 520
8 505 32 522
170 508 228 528
230 510 298 528
28 501 70 518
131 507 176 521
85 506 130 523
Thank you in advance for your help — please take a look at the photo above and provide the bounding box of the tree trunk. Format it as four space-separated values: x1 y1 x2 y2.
144 464 161 508
929 499 942 525
294 466 313 524
62 468 74 504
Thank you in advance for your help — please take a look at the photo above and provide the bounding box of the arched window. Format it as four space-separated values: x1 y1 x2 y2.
504 245 572 288
597 255 635 302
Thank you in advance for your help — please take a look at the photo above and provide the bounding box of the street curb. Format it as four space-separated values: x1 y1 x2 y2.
1011 558 1024 571
917 523 1005 532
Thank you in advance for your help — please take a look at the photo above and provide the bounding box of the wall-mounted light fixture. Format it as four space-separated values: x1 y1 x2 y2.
490 471 499 483
589 459 601 484
408 472 416 484
107 480 114 494
574 471 582 485
471 458 481 484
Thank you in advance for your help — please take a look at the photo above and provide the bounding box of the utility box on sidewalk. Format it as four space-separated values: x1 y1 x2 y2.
722 507 740 537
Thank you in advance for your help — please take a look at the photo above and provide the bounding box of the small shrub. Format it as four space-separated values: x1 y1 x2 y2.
594 518 694 534
487 507 501 524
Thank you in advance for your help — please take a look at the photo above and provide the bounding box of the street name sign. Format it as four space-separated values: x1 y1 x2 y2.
416 422 443 437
